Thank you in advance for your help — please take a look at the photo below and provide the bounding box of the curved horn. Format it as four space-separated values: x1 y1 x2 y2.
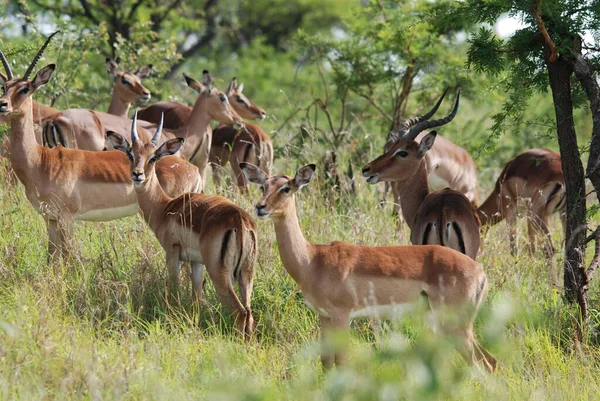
131 110 140 144
403 90 460 141
23 30 60 80
152 113 164 145
400 87 450 131
0 49 13 80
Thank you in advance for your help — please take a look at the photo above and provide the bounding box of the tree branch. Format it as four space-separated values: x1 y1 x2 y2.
532 0 557 63
164 0 219 79
572 52 600 196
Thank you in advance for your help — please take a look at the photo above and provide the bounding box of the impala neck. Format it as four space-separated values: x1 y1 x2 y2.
107 90 131 119
179 97 212 159
31 100 58 123
8 98 41 181
477 186 502 226
396 159 430 230
136 168 172 231
271 198 313 286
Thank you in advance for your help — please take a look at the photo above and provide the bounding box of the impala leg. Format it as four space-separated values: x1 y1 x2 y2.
59 216 75 261
47 219 60 262
319 315 335 370
452 326 496 374
237 259 256 338
191 262 205 305
166 248 182 305
331 313 350 366
506 207 517 256
527 219 537 255
209 269 248 337
231 149 250 191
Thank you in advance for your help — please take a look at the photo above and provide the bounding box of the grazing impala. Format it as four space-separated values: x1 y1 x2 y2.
240 162 496 372
137 77 273 189
0 38 202 259
477 148 565 257
362 91 481 260
44 71 243 183
108 114 257 338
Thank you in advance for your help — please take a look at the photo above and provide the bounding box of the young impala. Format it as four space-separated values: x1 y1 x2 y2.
477 148 565 257
44 71 243 183
240 162 496 372
108 113 257 338
137 77 273 189
0 37 202 259
362 91 481 260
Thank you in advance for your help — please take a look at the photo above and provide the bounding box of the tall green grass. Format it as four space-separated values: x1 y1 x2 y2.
1 155 599 401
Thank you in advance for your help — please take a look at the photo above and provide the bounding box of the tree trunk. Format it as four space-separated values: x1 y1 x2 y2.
546 55 588 315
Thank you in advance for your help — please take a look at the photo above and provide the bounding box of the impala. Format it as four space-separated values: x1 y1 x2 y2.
108 114 257 338
42 57 152 148
0 38 202 259
44 71 243 183
137 77 273 189
382 89 478 223
362 91 481 260
477 148 565 256
240 162 496 372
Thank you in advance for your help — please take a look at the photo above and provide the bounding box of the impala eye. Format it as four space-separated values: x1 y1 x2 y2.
219 94 228 103
281 187 291 194
394 150 409 158
18 86 29 95
236 96 246 104
121 77 131 86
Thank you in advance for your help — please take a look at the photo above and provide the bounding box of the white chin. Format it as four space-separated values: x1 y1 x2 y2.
366 176 379 184
257 213 270 220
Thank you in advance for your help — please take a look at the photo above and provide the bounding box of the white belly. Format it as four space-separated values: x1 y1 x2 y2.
350 303 417 319
304 299 330 318
179 249 204 263
77 204 139 221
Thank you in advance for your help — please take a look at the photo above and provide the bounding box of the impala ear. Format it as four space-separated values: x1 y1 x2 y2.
418 131 437 157
107 131 134 161
150 138 184 163
227 77 237 96
236 82 244 93
106 58 119 78
202 70 214 91
106 131 131 152
240 162 266 185
183 73 204 93
293 164 316 190
134 64 152 79
32 64 55 91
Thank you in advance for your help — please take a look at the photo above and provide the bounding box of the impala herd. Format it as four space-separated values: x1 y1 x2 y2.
0 33 569 374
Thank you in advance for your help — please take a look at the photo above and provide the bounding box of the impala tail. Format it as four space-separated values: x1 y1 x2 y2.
219 215 257 338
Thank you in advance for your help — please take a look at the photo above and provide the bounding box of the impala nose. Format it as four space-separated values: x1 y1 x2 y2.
255 204 269 218
361 166 370 176
132 171 144 183
0 101 8 114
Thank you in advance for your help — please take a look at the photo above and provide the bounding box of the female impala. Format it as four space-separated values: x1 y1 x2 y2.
137 77 273 189
44 71 243 183
362 92 481 260
108 114 257 338
42 57 153 147
0 38 202 259
477 148 565 257
240 162 496 372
